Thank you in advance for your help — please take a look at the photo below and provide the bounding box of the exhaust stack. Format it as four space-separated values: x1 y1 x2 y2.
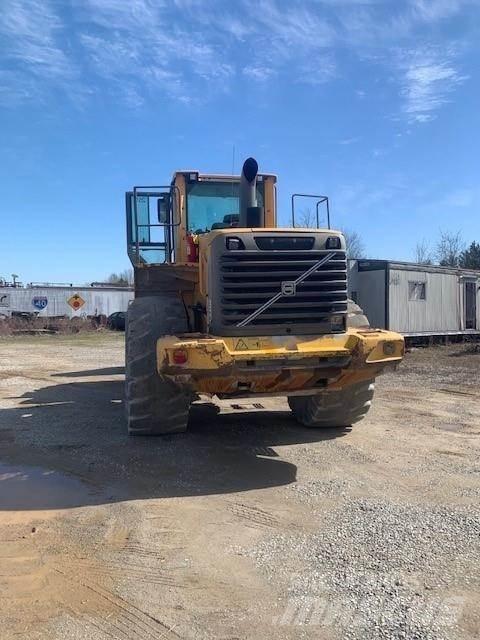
239 157 264 227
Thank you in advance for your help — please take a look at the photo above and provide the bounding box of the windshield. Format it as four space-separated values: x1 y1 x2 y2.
186 181 264 233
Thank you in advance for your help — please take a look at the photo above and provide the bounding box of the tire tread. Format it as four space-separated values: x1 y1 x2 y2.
125 296 191 436
288 379 375 428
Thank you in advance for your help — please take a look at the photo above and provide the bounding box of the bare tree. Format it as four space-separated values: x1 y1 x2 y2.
295 207 366 258
295 207 317 228
295 206 332 229
293 209 366 258
435 231 465 267
341 228 366 259
413 239 433 265
107 269 134 286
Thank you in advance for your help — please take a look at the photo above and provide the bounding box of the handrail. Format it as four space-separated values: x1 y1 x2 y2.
316 197 330 229
291 193 331 229
132 185 181 264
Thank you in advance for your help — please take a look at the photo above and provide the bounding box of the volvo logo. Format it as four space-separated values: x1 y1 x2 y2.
281 281 296 296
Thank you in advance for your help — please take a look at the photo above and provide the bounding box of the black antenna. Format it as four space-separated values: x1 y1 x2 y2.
231 144 236 197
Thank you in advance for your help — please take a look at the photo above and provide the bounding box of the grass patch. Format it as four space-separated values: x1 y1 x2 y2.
0 330 124 346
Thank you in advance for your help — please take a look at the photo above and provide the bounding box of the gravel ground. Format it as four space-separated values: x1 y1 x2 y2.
246 499 479 639
0 334 478 640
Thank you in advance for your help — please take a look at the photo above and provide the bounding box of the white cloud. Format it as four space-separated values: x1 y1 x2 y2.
398 46 467 123
444 188 475 207
250 0 336 54
0 70 36 105
0 0 61 40
243 66 277 81
230 0 339 90
80 0 159 31
77 2 234 106
76 0 336 104
0 0 476 115
217 17 253 40
0 0 77 102
299 55 337 85
339 137 361 145
121 85 145 109
409 0 466 21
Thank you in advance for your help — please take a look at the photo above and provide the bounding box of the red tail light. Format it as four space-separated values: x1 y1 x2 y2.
172 349 188 365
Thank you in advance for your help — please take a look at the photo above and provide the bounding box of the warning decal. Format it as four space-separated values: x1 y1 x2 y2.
67 294 85 311
234 338 261 351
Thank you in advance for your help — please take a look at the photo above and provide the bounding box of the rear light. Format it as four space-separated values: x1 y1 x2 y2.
172 348 188 365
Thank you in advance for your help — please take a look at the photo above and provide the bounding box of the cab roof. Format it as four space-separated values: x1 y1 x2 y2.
172 171 277 183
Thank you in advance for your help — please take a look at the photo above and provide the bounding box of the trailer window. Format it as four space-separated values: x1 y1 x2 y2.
408 281 426 300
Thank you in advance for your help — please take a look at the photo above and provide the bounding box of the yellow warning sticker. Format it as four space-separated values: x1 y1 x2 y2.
234 338 261 351
67 294 85 311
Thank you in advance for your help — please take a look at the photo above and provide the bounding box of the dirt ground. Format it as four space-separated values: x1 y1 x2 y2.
0 333 479 640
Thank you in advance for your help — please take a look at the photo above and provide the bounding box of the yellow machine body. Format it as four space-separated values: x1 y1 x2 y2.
157 328 404 396
131 160 404 416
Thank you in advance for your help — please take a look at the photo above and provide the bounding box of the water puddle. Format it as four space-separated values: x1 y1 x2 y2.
0 462 99 511
436 422 464 432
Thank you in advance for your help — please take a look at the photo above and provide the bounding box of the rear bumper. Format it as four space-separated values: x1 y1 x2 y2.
156 329 404 396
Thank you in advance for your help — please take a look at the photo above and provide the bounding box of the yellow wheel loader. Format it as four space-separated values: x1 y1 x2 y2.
124 158 404 435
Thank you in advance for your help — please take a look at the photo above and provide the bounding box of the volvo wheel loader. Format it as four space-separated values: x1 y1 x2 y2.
124 158 404 435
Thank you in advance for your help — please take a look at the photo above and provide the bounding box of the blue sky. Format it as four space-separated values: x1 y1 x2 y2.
1 0 479 284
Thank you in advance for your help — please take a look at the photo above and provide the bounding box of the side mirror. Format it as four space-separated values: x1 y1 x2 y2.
157 193 170 223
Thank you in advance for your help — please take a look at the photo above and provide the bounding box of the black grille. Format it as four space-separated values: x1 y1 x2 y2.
219 250 347 328
255 236 315 251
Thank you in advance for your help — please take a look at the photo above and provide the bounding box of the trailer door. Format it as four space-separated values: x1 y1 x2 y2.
464 280 477 329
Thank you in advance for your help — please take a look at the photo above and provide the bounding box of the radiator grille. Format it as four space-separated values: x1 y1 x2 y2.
219 249 347 328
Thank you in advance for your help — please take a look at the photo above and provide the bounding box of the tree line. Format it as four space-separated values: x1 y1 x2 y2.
105 228 480 277
295 208 366 258
105 269 134 286
297 208 479 267
414 232 480 269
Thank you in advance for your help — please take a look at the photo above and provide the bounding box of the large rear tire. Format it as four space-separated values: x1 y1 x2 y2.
288 379 375 428
125 296 192 436
288 300 373 428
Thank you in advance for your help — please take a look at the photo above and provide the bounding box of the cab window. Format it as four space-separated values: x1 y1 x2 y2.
186 181 264 233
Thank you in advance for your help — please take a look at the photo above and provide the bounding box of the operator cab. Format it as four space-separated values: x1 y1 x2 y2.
125 159 330 266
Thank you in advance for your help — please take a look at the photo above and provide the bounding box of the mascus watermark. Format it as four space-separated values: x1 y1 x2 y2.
273 593 465 628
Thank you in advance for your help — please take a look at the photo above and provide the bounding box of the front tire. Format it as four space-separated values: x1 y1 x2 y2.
125 296 192 436
288 379 375 428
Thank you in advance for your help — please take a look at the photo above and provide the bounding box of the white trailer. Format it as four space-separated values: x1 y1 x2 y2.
348 260 480 337
0 285 134 318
